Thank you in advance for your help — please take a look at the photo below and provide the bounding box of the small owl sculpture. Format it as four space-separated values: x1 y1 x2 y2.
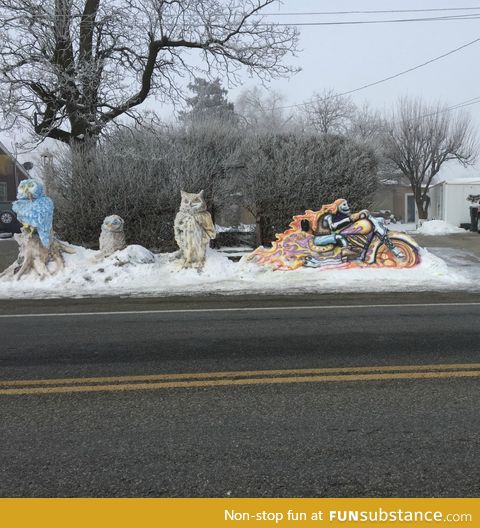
174 190 216 269
99 215 127 256
12 179 54 248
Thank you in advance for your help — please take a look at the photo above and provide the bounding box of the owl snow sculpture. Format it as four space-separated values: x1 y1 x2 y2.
13 179 53 247
99 215 127 257
0 179 74 280
174 190 216 269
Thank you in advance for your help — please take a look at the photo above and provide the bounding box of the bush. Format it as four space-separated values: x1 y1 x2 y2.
48 125 378 249
241 132 378 243
49 122 241 249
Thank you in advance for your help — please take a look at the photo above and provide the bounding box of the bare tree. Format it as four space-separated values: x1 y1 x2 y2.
303 88 356 135
349 103 385 144
383 98 478 220
0 0 298 153
235 86 293 131
348 102 393 175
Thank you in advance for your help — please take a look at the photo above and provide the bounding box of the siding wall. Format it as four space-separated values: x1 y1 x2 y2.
428 182 480 226
445 183 480 226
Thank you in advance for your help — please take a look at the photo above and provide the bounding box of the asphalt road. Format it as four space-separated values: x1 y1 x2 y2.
0 294 479 497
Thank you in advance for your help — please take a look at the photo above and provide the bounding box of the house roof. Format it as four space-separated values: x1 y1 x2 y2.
435 177 480 185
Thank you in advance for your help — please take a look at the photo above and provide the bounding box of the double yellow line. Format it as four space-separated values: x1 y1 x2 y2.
1 363 479 396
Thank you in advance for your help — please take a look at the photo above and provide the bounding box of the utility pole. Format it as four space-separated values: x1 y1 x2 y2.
40 149 54 193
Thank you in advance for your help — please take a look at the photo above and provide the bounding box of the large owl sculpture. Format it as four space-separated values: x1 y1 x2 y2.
13 179 54 248
174 190 216 269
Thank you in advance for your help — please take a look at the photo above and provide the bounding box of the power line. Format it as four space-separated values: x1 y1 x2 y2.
261 7 480 17
7 12 480 28
278 37 480 111
420 97 480 119
6 9 480 23
270 14 480 27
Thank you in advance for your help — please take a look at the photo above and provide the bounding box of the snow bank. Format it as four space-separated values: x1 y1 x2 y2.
0 244 472 299
416 220 465 236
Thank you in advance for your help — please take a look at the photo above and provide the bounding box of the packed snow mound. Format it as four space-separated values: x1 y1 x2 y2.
111 245 155 265
0 245 473 299
417 220 465 235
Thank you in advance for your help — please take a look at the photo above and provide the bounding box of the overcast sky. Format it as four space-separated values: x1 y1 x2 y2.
3 0 480 179
249 0 480 110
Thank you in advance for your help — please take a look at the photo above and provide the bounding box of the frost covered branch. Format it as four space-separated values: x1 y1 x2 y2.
0 0 299 147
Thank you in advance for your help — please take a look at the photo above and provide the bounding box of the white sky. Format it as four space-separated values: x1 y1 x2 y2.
257 0 480 110
2 0 480 179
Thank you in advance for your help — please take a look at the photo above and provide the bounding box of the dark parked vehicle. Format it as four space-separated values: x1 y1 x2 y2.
0 202 21 235
467 195 480 233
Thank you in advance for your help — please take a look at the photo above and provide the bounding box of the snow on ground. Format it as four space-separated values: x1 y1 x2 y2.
0 242 474 299
416 220 466 236
427 247 480 285
388 223 416 233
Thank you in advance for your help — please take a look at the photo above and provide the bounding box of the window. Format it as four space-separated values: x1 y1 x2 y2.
0 182 7 202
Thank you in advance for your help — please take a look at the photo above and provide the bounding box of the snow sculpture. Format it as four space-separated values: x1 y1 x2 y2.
13 179 53 247
0 179 74 279
107 245 155 266
99 215 127 257
245 198 421 271
173 190 216 269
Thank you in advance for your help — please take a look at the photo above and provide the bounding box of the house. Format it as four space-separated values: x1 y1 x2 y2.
427 178 480 227
371 174 480 226
370 176 417 223
0 140 30 202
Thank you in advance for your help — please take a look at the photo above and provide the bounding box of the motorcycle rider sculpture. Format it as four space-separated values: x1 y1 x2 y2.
244 197 417 271
301 198 404 260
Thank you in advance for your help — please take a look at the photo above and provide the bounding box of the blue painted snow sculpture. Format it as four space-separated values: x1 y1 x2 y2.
12 179 54 247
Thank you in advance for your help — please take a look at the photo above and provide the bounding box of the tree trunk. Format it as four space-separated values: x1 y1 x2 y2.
413 189 429 220
0 231 75 280
70 136 97 183
68 136 100 243
255 213 263 247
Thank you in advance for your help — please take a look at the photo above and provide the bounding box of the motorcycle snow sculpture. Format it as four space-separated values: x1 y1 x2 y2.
245 198 421 271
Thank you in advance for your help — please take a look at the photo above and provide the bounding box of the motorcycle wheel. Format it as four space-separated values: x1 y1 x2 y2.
375 238 420 268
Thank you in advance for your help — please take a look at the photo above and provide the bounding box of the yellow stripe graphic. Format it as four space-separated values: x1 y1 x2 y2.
0 367 479 396
1 362 479 388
